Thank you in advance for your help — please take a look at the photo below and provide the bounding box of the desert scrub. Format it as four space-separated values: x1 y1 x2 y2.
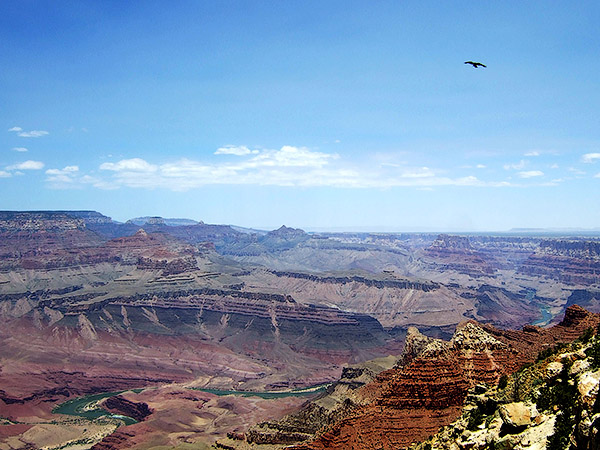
536 343 568 363
497 374 508 390
466 407 484 431
535 357 578 450
585 335 600 369
577 327 594 344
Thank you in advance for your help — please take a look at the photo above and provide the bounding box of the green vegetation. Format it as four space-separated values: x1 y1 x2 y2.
547 410 575 450
586 336 600 369
536 343 567 363
578 327 594 343
466 407 484 431
497 374 508 390
536 357 575 411
535 357 577 450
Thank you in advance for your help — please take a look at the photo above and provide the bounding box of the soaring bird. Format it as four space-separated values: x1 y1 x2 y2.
465 61 486 68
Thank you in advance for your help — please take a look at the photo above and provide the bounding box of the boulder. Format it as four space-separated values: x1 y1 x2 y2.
499 402 533 428
546 361 563 378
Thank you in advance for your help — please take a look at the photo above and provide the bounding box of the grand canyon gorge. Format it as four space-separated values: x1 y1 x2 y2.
1 211 600 449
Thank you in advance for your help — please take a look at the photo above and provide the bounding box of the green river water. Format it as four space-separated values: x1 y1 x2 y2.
53 385 328 422
52 390 142 425
194 384 330 399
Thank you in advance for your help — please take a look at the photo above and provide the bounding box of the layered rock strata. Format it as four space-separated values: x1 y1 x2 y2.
520 239 600 285
224 306 600 450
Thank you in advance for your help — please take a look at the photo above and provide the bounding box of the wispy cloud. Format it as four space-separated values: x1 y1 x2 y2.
100 158 157 172
14 145 564 191
568 167 586 176
8 126 49 138
215 145 259 156
11 147 28 152
0 170 11 178
90 146 516 191
595 173 600 179
504 160 527 170
6 160 45 170
45 165 80 188
582 153 600 163
19 130 48 138
524 151 540 157
460 164 486 169
518 170 544 178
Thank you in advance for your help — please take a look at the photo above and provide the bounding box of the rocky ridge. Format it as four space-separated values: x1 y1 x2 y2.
520 239 600 285
411 325 600 450
422 234 496 277
218 306 600 450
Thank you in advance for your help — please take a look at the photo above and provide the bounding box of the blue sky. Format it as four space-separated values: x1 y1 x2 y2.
2 1 599 231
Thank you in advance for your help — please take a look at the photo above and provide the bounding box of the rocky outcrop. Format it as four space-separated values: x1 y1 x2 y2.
230 307 600 450
566 289 600 313
102 395 152 421
411 327 600 450
0 211 87 232
90 429 137 450
267 225 308 241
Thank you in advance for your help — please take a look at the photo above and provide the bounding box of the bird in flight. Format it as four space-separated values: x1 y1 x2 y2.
465 61 486 68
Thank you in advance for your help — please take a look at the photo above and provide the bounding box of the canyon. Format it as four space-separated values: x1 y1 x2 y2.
0 211 599 449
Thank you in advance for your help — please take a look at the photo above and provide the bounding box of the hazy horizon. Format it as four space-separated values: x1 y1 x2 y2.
2 2 599 231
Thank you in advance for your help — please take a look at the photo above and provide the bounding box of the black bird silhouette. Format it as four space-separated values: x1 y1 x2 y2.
465 61 486 68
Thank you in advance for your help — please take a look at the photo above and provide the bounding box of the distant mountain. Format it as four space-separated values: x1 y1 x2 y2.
229 225 269 235
127 216 201 226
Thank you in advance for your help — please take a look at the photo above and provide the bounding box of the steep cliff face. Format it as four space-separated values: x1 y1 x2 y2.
422 234 497 277
0 211 87 232
519 239 600 285
412 325 600 450
239 269 478 330
224 306 600 450
102 396 152 421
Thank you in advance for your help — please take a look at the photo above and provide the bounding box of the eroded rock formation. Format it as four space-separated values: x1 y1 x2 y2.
223 306 600 450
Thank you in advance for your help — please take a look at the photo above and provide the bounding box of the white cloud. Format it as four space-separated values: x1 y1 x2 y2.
94 151 506 191
400 167 435 178
100 158 157 172
18 130 49 138
582 153 600 163
518 170 544 178
247 146 338 168
549 163 559 169
0 170 11 178
524 151 540 157
8 127 49 138
45 165 80 188
6 160 45 170
45 165 79 176
476 164 486 169
568 167 586 176
595 173 600 178
215 145 258 156
12 147 28 152
42 145 560 192
504 160 527 170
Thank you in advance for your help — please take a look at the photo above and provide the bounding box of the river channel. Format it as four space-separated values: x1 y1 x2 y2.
52 390 141 425
53 384 329 422
194 383 330 399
